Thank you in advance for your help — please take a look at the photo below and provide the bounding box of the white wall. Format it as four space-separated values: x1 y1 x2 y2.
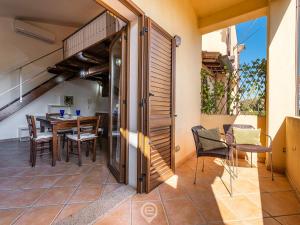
202 25 238 70
0 78 107 140
202 28 228 55
0 17 77 107
0 17 76 73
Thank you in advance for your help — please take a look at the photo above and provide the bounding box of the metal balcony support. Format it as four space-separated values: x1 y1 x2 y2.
19 68 22 103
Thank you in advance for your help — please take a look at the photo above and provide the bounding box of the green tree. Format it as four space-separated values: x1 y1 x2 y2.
201 58 266 115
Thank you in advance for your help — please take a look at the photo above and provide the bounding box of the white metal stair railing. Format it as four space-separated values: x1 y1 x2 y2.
0 48 63 109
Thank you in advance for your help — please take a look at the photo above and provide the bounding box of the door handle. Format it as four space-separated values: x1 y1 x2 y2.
149 92 155 97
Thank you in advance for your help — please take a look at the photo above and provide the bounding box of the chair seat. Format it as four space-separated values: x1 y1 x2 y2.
234 144 271 153
197 147 231 159
34 132 53 141
78 127 103 133
67 133 97 141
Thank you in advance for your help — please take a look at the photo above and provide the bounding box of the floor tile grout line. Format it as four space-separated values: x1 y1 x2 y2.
130 197 132 225
10 208 28 225
11 173 64 225
49 203 69 225
182 181 210 224
10 161 96 225
48 163 96 225
49 163 109 224
60 164 94 205
181 171 258 223
157 187 171 225
49 180 93 225
97 170 110 201
270 212 300 218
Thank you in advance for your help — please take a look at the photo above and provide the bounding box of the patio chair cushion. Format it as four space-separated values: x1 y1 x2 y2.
197 147 231 159
233 128 261 145
197 128 227 151
67 133 97 141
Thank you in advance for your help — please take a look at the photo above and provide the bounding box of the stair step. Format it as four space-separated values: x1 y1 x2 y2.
53 185 136 225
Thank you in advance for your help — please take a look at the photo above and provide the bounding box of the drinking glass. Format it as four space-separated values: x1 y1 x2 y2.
59 109 65 118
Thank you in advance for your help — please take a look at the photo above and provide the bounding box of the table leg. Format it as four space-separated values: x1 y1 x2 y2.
57 135 62 161
40 121 46 132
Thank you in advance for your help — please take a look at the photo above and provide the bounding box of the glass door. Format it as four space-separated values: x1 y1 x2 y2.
108 31 126 182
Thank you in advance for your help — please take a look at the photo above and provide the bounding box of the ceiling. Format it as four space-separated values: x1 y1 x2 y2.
0 0 105 27
190 0 246 19
190 0 268 33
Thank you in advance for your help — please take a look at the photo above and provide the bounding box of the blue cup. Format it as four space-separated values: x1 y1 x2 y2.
76 110 80 116
59 109 65 118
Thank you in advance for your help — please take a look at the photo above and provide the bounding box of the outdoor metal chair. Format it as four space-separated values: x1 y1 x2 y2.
223 124 274 180
191 125 235 196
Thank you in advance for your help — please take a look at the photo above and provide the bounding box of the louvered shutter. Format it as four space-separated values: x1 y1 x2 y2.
144 18 175 192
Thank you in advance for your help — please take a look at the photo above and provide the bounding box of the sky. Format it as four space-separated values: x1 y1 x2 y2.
236 16 267 65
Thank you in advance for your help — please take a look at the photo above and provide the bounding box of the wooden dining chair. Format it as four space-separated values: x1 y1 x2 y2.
26 115 53 167
95 112 108 148
66 116 100 166
46 113 73 149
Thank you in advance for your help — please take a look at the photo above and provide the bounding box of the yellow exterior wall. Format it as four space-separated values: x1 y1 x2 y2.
200 114 266 140
131 0 202 165
267 0 296 173
98 0 296 174
285 117 300 195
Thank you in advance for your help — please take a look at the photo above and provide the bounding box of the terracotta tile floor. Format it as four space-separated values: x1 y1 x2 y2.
94 157 300 225
1 140 300 225
0 140 119 225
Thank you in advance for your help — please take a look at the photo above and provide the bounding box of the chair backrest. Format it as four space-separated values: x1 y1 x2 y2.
26 115 37 139
95 112 108 136
76 116 100 139
223 124 255 145
191 125 206 153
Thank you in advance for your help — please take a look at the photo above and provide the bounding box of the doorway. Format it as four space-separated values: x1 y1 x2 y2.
51 12 129 184
81 28 129 184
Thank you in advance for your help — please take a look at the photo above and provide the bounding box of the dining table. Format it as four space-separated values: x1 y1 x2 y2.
36 115 79 166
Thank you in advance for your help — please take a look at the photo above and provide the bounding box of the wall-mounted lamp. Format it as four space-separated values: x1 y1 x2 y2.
174 35 182 47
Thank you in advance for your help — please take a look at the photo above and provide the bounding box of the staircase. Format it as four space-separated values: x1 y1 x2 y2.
0 48 76 121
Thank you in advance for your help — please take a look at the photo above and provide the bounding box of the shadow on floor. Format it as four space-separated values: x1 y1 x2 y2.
94 155 300 225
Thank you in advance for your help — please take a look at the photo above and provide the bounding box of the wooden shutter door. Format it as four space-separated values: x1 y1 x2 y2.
143 18 175 192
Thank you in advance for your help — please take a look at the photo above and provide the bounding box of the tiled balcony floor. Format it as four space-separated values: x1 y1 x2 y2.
0 140 121 225
94 157 300 225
